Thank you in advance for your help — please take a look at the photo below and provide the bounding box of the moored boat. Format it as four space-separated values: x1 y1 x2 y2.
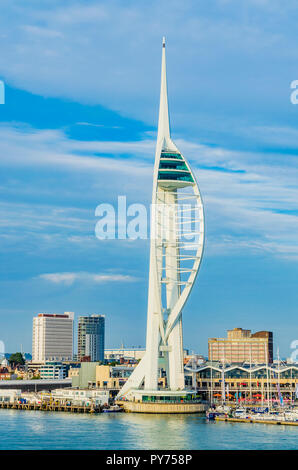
102 405 124 413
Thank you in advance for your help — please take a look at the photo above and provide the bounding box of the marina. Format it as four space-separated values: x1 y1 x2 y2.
207 404 298 426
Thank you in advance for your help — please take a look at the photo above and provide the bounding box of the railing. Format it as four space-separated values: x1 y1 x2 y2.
141 399 204 404
196 386 297 391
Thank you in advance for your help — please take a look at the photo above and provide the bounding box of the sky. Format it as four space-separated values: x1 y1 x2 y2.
0 0 298 358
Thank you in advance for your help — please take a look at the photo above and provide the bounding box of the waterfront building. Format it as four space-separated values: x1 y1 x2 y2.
32 312 74 362
208 328 273 364
78 315 105 362
117 38 204 405
184 362 298 404
0 390 21 403
51 388 109 407
96 364 135 390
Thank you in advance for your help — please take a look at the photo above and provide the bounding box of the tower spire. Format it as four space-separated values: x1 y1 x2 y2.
157 36 170 148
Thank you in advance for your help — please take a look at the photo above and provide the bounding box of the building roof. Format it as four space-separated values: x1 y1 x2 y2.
184 363 298 373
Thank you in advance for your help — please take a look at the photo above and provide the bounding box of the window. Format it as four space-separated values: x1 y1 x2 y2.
160 152 183 160
158 171 194 183
159 161 188 171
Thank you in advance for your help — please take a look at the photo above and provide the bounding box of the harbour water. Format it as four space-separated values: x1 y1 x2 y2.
0 409 297 450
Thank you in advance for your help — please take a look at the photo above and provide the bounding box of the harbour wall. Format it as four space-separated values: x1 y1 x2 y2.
118 401 207 414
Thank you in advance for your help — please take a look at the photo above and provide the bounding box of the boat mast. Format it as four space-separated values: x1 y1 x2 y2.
221 350 226 405
265 342 270 409
210 348 213 406
249 345 252 405
277 347 283 407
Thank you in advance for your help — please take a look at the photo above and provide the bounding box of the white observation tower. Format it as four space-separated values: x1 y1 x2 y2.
117 38 204 407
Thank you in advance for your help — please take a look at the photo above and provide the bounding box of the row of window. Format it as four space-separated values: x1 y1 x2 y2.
160 152 183 160
197 368 298 379
198 381 298 387
158 172 194 182
159 161 188 171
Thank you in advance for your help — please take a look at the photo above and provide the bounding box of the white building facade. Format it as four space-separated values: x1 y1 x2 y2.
51 388 109 407
32 312 74 362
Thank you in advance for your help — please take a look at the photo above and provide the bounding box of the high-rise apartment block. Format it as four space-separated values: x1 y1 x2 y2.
78 315 105 362
32 312 74 362
208 328 273 364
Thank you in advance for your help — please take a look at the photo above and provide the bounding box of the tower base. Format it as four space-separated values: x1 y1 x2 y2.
116 390 207 414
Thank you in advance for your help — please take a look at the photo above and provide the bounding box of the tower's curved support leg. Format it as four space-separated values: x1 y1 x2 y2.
116 355 147 398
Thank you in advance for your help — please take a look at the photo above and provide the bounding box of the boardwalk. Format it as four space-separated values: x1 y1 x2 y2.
0 401 100 413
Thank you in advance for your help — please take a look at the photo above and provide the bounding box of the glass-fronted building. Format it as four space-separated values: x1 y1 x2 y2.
78 315 105 362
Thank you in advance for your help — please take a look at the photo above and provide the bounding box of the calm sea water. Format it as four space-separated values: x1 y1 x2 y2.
0 409 297 450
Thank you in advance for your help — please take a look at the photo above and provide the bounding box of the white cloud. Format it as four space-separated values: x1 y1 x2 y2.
0 122 297 260
22 25 64 39
37 271 137 285
0 0 297 133
0 124 153 174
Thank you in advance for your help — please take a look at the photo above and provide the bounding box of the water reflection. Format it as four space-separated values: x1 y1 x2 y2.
119 413 202 449
0 409 297 450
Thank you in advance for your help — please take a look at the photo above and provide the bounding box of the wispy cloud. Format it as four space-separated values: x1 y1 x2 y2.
76 122 121 129
1 0 297 136
22 25 64 39
0 124 153 174
37 271 137 285
0 122 298 260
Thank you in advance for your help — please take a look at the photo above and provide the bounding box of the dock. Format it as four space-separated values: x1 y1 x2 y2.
215 416 298 426
0 401 101 414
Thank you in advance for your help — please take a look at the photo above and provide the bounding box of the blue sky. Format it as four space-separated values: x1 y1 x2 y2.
0 0 298 358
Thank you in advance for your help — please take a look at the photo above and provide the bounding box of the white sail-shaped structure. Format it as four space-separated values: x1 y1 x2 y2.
117 38 204 400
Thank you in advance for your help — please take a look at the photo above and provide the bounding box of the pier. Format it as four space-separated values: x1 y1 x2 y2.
0 401 101 414
215 416 298 426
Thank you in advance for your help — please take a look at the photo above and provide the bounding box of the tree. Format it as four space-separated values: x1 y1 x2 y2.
8 352 25 367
